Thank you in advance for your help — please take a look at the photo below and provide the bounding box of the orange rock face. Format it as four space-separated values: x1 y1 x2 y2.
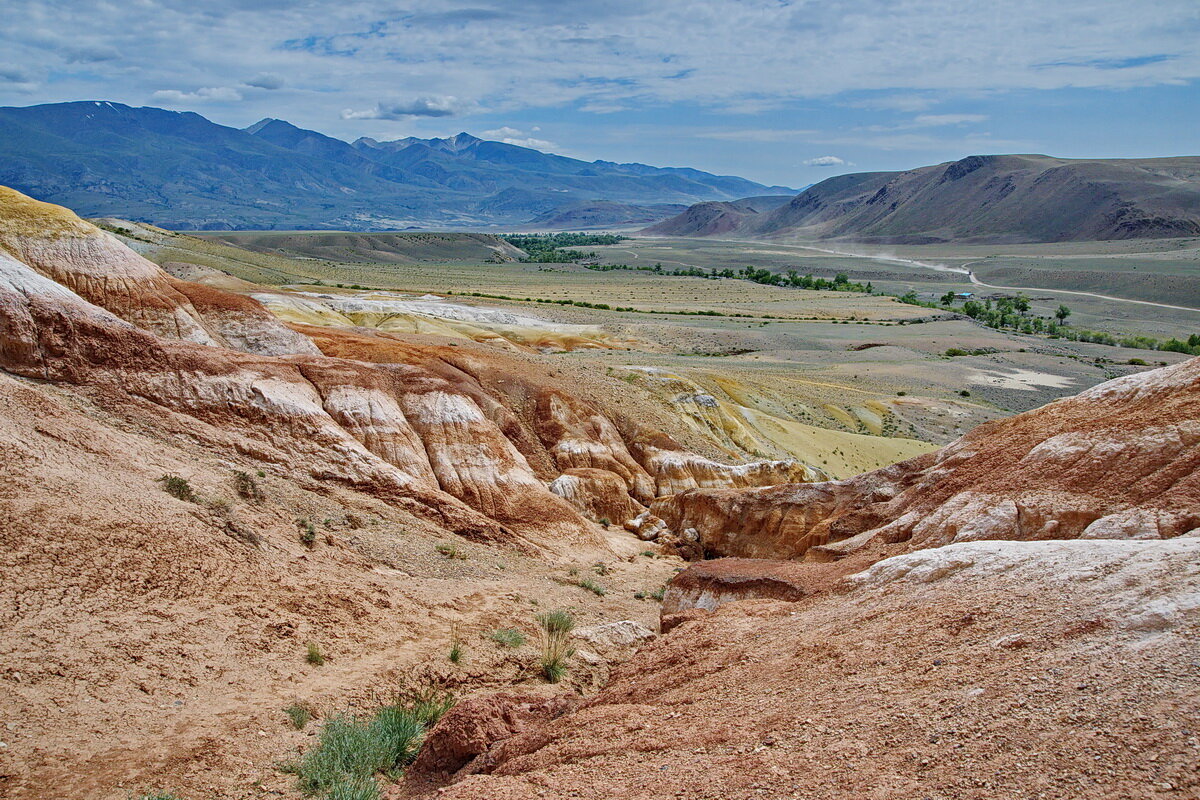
651 357 1200 560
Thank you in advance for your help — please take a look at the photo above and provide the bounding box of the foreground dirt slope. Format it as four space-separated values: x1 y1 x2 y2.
417 538 1200 800
0 187 824 797
647 356 1200 559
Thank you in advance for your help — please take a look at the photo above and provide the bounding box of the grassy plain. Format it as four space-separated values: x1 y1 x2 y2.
116 222 1194 476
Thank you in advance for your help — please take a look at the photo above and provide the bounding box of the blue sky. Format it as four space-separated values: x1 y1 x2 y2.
2 0 1198 187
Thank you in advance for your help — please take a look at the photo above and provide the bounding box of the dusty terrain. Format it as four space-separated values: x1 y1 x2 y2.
3 185 1198 800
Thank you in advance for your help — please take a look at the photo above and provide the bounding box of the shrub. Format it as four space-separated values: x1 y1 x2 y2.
592 562 611 576
489 628 526 648
233 470 264 501
650 586 667 602
158 474 196 503
448 625 463 664
959 390 971 397
435 543 466 560
1127 358 1148 366
285 703 314 730
295 709 420 798
306 642 325 666
299 518 317 548
578 579 607 596
536 610 576 683
134 793 182 800
597 517 611 527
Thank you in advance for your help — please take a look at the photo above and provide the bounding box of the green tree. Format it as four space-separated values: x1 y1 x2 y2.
1055 304 1072 323
940 291 957 306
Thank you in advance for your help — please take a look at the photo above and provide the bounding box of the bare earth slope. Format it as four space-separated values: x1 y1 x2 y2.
646 154 1200 243
421 537 1200 800
407 359 1200 799
0 186 819 798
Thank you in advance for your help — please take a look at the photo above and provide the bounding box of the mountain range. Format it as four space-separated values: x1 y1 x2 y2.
0 101 795 231
646 154 1200 243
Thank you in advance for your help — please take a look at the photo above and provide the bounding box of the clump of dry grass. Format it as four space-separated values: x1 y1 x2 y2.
536 610 575 683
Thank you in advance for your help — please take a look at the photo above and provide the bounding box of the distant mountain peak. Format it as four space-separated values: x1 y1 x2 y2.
0 100 798 230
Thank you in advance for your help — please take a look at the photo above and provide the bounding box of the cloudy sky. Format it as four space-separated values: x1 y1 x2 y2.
2 0 1198 186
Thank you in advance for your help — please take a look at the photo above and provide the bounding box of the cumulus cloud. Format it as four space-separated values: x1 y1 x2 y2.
244 73 285 90
803 155 849 167
152 86 242 103
342 96 469 119
481 126 556 150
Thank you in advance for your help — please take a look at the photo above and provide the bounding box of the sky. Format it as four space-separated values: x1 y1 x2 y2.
2 0 1198 188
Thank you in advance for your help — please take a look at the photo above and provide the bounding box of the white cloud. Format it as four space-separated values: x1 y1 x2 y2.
482 126 555 150
342 96 470 119
244 73 285 90
910 114 989 127
802 155 850 167
152 86 242 103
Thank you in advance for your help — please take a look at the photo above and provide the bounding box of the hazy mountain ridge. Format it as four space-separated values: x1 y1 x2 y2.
646 154 1200 243
0 101 795 230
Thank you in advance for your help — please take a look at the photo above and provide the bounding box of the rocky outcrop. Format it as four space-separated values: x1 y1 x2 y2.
410 693 578 779
548 468 646 524
649 357 1200 560
660 558 810 622
0 186 822 551
0 186 317 356
427 537 1200 799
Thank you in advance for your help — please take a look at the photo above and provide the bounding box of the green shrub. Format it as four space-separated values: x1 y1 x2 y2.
285 703 314 730
578 579 607 596
536 610 576 683
306 642 325 666
134 793 182 800
294 695 452 799
592 562 611 576
489 628 526 648
233 470 264 501
651 585 667 602
158 474 196 503
299 518 317 548
435 543 466 560
959 390 971 397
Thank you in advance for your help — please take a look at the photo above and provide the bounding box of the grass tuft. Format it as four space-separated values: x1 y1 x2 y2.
435 543 466 559
285 702 315 730
294 695 452 799
306 642 325 666
537 610 575 683
489 628 526 648
577 578 607 596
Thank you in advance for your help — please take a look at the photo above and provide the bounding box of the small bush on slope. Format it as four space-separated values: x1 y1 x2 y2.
294 696 452 799
537 610 576 683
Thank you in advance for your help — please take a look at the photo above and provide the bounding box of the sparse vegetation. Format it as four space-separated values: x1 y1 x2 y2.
306 642 325 666
435 542 466 559
650 586 667 602
158 474 196 502
536 610 576 683
233 470 265 501
299 518 317 548
489 628 526 648
285 703 315 730
133 793 183 800
592 562 611 576
578 578 607 596
291 694 452 800
449 625 464 664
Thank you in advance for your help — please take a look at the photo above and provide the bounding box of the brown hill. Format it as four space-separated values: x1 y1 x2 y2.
641 195 792 237
0 186 817 799
644 155 1200 243
403 358 1200 800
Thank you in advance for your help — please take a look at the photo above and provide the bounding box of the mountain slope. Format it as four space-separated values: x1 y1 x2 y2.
0 101 794 230
645 154 1200 243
